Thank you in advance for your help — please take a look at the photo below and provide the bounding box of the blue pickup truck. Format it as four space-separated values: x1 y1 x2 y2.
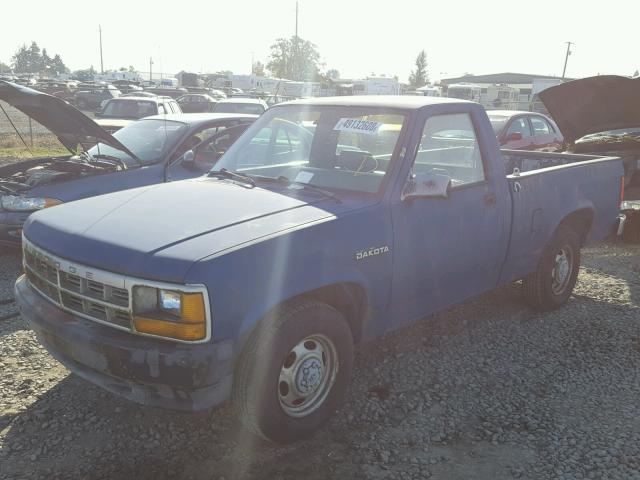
15 96 624 443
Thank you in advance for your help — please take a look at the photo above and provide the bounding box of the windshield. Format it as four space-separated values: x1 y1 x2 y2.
214 106 406 194
100 99 157 119
87 119 187 166
213 102 266 115
488 115 509 135
577 127 640 143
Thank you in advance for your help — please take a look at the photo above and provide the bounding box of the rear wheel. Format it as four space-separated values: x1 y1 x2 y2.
523 225 581 311
233 299 354 444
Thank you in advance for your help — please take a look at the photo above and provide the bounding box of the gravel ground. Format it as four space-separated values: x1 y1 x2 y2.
0 242 639 480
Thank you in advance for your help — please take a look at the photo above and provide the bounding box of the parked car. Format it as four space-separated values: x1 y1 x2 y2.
15 95 624 443
177 94 218 113
0 80 257 247
212 97 268 115
74 84 121 110
95 96 183 133
111 80 143 95
488 110 563 151
143 87 188 99
539 75 640 242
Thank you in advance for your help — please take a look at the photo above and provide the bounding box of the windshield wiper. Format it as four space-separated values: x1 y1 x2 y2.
275 176 342 203
208 168 256 188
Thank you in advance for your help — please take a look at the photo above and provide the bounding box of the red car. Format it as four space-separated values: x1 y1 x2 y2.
488 110 564 151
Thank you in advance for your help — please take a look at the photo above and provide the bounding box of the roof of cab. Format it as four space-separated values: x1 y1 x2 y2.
277 95 474 110
139 112 258 125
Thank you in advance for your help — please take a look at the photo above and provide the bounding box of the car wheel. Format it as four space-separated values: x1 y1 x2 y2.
522 225 581 311
233 299 354 444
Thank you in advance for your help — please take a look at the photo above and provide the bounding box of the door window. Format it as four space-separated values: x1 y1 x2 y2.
506 117 532 137
530 116 551 135
413 113 485 186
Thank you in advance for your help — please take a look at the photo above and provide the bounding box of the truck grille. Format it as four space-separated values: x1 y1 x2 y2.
23 240 133 330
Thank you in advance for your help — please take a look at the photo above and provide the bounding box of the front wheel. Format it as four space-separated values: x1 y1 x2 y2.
522 225 581 311
232 299 354 444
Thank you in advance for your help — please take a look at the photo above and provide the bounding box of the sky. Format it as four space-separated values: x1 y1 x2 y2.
2 0 639 83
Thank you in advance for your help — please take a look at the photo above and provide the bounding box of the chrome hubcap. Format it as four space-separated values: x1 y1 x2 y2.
552 246 573 295
278 334 338 418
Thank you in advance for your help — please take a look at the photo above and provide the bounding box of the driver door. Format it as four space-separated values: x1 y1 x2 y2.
388 111 511 325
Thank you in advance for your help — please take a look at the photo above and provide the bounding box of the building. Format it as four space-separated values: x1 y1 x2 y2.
440 72 569 110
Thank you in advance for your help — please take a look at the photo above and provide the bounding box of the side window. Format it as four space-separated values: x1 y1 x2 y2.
530 116 551 135
157 104 167 115
506 117 532 137
414 113 485 186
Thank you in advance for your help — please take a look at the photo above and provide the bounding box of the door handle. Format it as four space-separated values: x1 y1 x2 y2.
484 192 497 206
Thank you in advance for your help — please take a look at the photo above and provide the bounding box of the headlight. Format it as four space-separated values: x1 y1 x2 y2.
132 286 207 341
621 201 640 211
1 195 62 212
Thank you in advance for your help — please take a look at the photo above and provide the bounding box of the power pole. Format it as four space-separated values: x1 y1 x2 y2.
292 0 299 80
99 25 104 74
251 51 255 75
562 41 574 79
149 57 153 84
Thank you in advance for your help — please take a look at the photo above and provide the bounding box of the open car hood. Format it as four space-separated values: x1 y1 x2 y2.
539 75 640 143
0 80 137 159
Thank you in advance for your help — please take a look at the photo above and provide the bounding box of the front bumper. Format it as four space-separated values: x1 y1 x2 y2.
0 211 30 247
15 275 234 411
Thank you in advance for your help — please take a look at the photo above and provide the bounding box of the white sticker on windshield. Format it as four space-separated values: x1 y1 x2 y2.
295 171 314 183
334 118 382 135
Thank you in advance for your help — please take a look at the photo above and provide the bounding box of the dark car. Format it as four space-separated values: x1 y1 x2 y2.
212 98 268 115
95 96 183 132
0 80 258 247
177 94 218 113
488 110 563 151
74 84 121 110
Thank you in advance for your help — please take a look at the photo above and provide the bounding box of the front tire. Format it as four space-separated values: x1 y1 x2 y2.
233 299 354 444
523 225 581 311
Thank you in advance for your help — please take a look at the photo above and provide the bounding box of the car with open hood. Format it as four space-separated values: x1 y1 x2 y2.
0 80 258 247
540 75 640 241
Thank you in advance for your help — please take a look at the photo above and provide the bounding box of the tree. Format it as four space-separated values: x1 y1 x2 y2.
252 61 265 77
0 61 11 73
326 68 340 80
267 36 321 81
11 42 68 74
72 66 96 82
408 49 428 88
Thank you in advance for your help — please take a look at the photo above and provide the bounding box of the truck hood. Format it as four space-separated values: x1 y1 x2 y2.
0 80 136 159
539 75 640 143
23 178 344 282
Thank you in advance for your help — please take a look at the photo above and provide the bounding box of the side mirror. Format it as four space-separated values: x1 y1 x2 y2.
402 172 451 201
504 131 523 142
182 149 195 165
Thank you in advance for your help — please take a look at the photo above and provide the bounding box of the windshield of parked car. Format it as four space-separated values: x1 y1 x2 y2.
100 99 157 119
577 127 640 144
213 102 266 115
214 106 406 194
87 119 187 166
488 115 509 135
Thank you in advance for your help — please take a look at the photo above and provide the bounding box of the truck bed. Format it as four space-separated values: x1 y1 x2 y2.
498 149 623 284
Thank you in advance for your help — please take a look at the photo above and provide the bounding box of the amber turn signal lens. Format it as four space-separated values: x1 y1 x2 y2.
180 293 206 323
134 317 206 341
